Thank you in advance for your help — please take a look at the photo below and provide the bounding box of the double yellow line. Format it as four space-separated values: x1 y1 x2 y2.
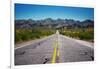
51 40 60 63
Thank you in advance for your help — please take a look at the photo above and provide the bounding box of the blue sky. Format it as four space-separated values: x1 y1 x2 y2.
15 3 94 21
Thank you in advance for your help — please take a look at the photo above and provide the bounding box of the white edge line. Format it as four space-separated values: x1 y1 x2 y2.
60 34 94 49
15 34 55 50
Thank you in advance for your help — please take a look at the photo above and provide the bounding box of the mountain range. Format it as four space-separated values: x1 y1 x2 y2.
15 18 94 29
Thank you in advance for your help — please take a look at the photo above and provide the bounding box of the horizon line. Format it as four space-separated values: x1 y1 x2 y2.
15 18 94 22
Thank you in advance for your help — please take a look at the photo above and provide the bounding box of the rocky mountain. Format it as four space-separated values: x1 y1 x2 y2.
15 18 94 29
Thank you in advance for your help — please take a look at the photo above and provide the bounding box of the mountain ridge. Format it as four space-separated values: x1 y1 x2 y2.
15 18 94 29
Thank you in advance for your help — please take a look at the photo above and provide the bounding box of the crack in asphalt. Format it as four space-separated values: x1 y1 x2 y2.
43 58 50 64
15 51 26 56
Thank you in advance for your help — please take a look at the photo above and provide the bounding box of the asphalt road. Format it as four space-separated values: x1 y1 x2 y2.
15 31 94 65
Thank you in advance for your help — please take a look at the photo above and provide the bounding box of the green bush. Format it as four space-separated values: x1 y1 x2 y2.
59 28 94 41
15 28 55 43
79 32 93 40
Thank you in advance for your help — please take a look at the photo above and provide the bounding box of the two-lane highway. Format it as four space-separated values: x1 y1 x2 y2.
15 31 94 65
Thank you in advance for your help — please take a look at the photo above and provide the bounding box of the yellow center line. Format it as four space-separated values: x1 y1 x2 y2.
51 41 58 63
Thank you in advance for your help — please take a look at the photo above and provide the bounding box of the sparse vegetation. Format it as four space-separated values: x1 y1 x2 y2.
15 28 55 43
59 28 94 42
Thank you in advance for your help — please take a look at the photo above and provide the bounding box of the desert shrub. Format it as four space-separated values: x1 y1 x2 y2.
15 28 55 43
59 28 94 41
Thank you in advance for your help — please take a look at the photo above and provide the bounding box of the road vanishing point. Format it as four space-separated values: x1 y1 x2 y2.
15 30 94 65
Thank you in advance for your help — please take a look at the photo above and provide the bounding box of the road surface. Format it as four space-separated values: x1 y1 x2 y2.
15 31 94 65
